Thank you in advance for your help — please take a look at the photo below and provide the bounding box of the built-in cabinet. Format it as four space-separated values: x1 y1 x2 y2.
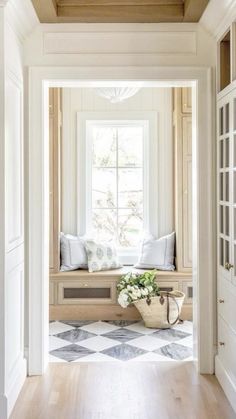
216 86 236 413
49 270 192 321
215 23 236 413
173 87 192 272
49 88 62 273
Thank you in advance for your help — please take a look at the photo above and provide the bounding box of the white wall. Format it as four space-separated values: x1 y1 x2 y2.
0 1 38 418
61 87 173 238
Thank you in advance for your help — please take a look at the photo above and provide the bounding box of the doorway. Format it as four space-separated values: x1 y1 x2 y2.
49 85 193 363
27 67 215 375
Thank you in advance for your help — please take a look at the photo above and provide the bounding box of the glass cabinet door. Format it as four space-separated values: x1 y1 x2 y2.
218 101 231 279
218 93 236 283
233 99 236 283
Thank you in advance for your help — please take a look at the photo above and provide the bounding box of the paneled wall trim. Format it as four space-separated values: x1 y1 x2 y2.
49 88 61 274
44 31 197 55
5 73 24 252
173 87 192 272
24 23 215 68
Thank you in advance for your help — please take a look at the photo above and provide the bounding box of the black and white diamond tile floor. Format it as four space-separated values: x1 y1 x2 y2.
49 320 193 363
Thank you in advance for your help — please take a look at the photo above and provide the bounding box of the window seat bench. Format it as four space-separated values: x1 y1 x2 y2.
49 268 192 321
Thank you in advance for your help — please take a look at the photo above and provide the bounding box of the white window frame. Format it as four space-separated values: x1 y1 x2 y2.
77 111 158 264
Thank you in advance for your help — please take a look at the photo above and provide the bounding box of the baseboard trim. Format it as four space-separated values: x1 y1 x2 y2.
0 394 8 419
0 357 27 419
215 355 236 413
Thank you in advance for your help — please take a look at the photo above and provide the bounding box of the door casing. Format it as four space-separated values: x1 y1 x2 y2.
27 66 216 375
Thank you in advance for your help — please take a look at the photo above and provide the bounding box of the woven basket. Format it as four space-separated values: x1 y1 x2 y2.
133 290 185 329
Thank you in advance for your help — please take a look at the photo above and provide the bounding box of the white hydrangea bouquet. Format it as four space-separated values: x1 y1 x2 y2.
117 270 185 329
117 270 159 308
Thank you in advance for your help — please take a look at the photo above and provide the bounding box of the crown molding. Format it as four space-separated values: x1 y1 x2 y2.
200 0 236 40
5 0 39 42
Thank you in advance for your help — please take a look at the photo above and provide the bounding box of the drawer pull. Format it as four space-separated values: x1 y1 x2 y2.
83 283 88 287
219 341 225 346
224 262 234 271
218 298 225 303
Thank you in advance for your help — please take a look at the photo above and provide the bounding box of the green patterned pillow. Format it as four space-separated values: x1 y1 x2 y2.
85 240 122 273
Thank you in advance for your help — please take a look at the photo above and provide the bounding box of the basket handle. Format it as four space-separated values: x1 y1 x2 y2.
166 293 180 326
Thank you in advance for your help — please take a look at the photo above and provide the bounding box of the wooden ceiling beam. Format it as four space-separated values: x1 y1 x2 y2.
57 4 184 23
31 0 209 23
57 0 183 5
183 0 209 22
31 0 58 22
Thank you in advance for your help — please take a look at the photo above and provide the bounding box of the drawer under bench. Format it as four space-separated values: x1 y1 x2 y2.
49 268 192 321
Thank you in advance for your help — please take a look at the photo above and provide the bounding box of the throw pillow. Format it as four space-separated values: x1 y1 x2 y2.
60 233 87 271
135 232 175 271
85 240 122 273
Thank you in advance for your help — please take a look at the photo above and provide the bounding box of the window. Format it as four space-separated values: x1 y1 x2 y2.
78 113 157 264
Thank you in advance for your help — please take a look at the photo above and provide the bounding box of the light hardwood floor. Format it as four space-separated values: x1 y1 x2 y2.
10 361 236 419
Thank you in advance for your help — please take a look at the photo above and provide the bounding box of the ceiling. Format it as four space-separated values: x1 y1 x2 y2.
31 0 209 23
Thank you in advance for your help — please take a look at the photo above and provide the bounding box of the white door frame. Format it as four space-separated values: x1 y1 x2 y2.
27 66 215 375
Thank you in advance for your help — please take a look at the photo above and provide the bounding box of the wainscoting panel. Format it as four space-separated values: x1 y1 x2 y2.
4 68 26 411
0 25 26 413
5 252 24 385
5 74 23 252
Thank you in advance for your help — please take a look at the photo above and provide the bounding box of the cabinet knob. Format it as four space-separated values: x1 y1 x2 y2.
224 262 234 271
83 283 88 287
219 342 225 346
218 298 224 303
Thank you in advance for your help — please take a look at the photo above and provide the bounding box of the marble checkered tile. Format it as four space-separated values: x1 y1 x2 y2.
49 320 193 363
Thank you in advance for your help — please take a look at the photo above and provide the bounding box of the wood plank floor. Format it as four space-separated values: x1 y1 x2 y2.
10 361 236 419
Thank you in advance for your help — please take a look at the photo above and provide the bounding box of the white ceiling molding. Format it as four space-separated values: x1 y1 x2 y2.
200 0 236 39
5 0 39 42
